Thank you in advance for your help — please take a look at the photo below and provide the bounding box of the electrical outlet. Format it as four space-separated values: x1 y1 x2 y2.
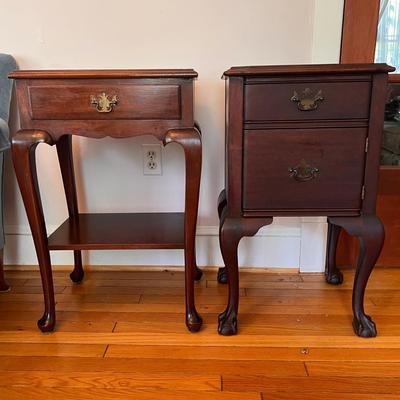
142 144 162 175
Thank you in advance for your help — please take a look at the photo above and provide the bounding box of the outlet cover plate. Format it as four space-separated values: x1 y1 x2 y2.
142 144 162 175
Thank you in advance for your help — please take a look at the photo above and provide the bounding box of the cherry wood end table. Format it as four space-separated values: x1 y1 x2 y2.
217 63 394 338
9 69 203 333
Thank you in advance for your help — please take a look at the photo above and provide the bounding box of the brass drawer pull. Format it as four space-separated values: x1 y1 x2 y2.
291 88 324 111
90 93 118 113
289 159 319 182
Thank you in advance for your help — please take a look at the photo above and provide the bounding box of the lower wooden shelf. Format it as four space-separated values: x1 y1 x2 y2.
47 213 185 250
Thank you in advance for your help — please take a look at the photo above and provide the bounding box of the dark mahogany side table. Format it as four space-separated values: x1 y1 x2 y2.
217 63 394 338
9 69 203 333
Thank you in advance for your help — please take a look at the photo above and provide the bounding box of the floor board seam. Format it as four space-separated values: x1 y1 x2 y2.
102 344 109 358
303 361 310 377
369 296 378 306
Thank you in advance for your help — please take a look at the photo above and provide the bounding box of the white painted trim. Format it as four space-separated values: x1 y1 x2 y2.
4 223 301 268
299 217 327 273
5 224 301 238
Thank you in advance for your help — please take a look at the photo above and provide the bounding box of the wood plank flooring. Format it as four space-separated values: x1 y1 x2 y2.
0 267 400 399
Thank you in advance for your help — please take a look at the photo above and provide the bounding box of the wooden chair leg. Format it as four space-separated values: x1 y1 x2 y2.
164 127 202 332
329 215 384 338
12 129 56 332
0 248 9 292
56 135 84 283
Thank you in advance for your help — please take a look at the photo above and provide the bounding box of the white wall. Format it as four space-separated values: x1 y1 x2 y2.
2 0 344 270
312 0 345 64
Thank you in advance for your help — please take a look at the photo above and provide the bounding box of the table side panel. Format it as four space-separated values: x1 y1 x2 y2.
362 73 390 214
225 77 245 216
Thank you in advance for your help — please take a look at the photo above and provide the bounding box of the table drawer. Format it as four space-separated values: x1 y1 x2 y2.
243 128 367 211
28 83 181 120
244 81 371 122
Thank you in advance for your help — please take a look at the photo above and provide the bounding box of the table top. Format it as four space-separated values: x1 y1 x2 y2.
223 63 395 77
9 69 198 79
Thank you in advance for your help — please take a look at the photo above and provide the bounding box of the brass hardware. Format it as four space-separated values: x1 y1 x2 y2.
90 93 118 113
289 159 319 182
291 88 324 111
361 185 365 200
365 137 369 153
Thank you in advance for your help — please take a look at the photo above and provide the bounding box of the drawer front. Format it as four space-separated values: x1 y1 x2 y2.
244 81 371 121
243 128 367 211
28 83 181 120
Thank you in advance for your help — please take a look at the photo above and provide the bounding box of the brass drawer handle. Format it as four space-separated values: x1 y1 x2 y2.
90 93 118 113
289 159 319 182
290 88 324 111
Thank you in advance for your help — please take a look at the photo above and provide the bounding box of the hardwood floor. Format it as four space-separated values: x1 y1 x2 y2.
1 267 400 399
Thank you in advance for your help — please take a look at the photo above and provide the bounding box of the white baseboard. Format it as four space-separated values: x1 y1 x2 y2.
4 218 326 272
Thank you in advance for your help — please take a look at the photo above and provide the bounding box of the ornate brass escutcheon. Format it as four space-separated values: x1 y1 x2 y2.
90 93 118 113
290 88 324 111
288 159 319 182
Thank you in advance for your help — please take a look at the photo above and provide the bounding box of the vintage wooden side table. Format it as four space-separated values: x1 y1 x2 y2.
217 64 394 338
9 69 203 333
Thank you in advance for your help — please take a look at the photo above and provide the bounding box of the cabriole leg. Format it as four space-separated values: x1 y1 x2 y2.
164 128 202 332
0 249 9 292
218 216 272 336
352 216 384 337
217 189 228 284
218 217 241 336
329 215 384 338
194 256 203 282
56 135 84 283
12 130 56 332
70 252 84 283
325 221 343 285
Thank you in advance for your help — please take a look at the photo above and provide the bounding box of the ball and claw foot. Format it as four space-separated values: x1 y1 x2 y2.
186 311 203 333
325 269 343 285
37 311 55 333
218 308 227 324
218 310 237 336
217 267 228 284
353 314 377 338
194 267 203 282
70 267 84 284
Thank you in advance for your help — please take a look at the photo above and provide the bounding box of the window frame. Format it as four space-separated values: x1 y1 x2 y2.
341 0 400 81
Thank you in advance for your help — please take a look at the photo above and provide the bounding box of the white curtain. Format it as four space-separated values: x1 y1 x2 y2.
375 0 400 71
380 0 390 21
